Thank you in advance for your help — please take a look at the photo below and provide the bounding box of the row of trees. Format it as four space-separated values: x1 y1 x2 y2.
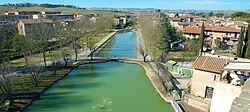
236 24 250 58
190 12 225 18
231 12 250 19
138 12 183 62
1 3 86 9
0 15 113 109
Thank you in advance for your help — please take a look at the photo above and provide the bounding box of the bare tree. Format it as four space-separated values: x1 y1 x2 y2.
31 20 53 67
53 22 71 66
51 52 61 75
61 52 71 67
138 12 162 61
26 64 44 87
25 56 44 87
0 62 15 110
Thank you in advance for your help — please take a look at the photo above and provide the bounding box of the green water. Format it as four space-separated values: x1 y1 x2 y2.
96 31 137 58
25 31 173 112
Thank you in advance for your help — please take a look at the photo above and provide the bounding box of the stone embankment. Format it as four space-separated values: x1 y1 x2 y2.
120 60 172 102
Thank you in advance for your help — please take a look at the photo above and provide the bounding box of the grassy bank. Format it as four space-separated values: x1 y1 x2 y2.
1 60 108 112
10 32 112 68
1 63 75 111
0 6 132 15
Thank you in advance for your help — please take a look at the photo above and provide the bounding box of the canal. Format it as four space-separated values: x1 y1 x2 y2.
25 31 173 112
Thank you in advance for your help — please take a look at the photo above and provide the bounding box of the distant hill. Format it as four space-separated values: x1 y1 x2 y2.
0 6 132 15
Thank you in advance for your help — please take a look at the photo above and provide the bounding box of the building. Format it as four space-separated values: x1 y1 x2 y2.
210 62 250 112
0 15 33 21
190 54 250 112
44 14 76 20
17 19 54 36
41 11 61 15
182 26 240 42
17 11 40 15
114 17 127 29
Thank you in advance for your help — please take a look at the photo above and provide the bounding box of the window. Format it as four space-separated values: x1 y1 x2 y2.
214 74 220 81
205 86 214 99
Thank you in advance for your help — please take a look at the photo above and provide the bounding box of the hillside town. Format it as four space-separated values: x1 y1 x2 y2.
0 2 250 112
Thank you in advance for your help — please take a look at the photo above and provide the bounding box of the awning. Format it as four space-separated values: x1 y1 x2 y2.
223 62 250 71
230 73 240 80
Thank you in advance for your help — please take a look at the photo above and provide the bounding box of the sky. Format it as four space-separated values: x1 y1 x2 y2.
0 0 250 10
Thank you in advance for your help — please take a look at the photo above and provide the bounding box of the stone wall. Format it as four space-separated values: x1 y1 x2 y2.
182 94 211 112
230 79 250 112
210 82 242 112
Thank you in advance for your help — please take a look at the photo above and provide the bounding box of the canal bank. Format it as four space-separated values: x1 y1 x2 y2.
17 31 119 111
120 60 171 102
135 29 185 112
24 31 173 112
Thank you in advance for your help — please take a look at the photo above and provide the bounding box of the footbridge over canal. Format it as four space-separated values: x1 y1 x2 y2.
78 56 144 62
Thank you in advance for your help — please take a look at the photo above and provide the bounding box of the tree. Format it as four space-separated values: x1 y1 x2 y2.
236 27 244 57
138 12 180 62
0 62 15 110
243 24 250 57
51 52 61 75
138 12 162 61
53 22 71 66
27 64 44 87
208 12 214 17
158 13 174 62
31 21 53 66
0 24 16 62
174 13 179 18
245 25 250 59
80 15 113 60
198 22 205 55
12 34 33 66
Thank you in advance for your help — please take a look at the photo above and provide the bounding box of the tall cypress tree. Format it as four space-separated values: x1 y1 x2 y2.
198 22 205 55
236 27 244 57
245 25 250 58
242 24 249 57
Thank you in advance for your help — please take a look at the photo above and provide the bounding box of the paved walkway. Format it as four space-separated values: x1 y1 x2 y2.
77 31 117 59
12 31 118 75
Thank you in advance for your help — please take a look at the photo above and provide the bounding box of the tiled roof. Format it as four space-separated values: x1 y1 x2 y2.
182 26 201 34
182 26 240 34
212 27 240 33
170 18 181 21
192 56 227 73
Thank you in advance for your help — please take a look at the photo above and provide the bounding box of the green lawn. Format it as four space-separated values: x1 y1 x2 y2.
0 6 132 15
10 32 111 68
166 51 198 62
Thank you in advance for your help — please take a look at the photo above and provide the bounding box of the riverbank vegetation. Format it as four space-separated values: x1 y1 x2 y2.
0 15 114 111
138 12 186 62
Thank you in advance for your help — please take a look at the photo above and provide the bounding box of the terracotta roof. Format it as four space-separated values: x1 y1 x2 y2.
170 18 181 21
19 19 54 24
192 56 227 73
182 26 201 34
182 26 240 34
212 27 240 33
